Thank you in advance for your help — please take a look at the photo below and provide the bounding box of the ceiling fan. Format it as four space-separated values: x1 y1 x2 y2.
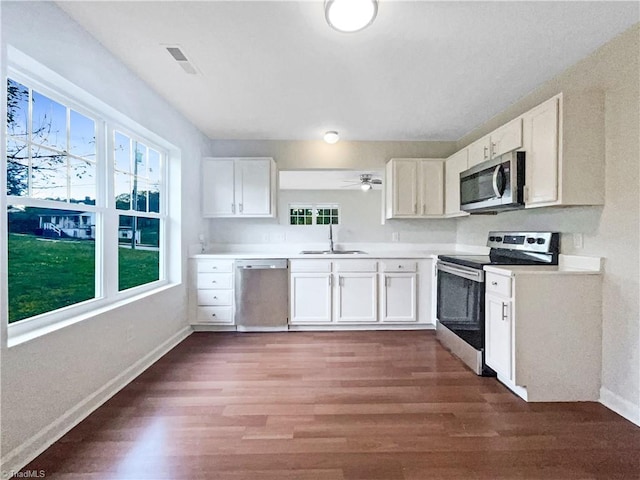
342 173 383 191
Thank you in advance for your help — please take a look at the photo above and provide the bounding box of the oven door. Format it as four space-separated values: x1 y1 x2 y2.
436 262 485 349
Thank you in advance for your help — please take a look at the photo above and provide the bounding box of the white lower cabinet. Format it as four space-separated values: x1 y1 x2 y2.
484 268 603 402
289 273 332 324
485 293 512 380
380 260 417 323
289 258 429 327
335 273 378 323
192 259 235 325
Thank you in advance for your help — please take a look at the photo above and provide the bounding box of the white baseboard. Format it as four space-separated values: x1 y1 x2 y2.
1 326 193 476
599 387 640 426
288 324 435 331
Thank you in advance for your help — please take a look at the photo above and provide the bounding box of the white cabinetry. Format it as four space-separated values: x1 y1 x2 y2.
522 93 605 208
385 158 444 219
484 268 603 402
380 261 417 323
193 259 235 325
335 260 378 323
202 157 276 218
289 260 332 324
289 258 433 327
444 149 469 216
490 118 523 159
467 137 491 167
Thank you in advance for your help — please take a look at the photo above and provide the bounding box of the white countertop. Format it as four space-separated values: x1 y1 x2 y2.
192 242 489 260
484 255 603 276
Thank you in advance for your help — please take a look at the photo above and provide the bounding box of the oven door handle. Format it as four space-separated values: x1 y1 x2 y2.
437 262 484 282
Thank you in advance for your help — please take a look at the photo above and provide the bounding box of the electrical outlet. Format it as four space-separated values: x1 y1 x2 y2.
392 232 400 242
573 233 584 249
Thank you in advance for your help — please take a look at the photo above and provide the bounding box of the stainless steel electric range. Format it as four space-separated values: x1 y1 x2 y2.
436 231 559 375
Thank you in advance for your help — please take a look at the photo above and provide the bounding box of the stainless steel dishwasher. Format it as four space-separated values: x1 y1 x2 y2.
234 259 288 331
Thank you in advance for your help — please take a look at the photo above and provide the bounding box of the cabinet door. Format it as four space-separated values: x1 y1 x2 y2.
380 273 417 322
290 273 332 324
418 160 444 215
444 149 469 216
467 137 491 167
335 273 377 323
485 294 512 379
235 159 272 216
392 159 419 216
202 159 235 216
523 97 560 206
490 118 523 158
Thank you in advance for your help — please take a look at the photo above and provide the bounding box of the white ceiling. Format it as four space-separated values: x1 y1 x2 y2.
57 1 639 142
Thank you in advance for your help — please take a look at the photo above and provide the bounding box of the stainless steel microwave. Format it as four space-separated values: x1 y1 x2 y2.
460 151 525 214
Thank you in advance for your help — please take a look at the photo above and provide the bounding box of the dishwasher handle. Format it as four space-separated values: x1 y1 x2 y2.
235 259 288 270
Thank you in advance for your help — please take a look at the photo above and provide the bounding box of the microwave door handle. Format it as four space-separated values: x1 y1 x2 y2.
492 165 504 198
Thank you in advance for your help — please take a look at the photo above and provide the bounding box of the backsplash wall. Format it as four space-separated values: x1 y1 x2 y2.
208 189 457 245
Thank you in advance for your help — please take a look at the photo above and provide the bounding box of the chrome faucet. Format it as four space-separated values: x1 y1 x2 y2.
329 223 335 253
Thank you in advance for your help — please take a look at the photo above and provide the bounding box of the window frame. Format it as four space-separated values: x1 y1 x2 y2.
288 203 340 226
4 55 175 341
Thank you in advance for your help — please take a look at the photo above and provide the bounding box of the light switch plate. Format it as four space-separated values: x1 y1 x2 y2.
392 232 400 242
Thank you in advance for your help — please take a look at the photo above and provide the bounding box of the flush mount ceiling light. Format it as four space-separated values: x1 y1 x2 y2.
360 183 372 191
325 0 378 33
324 131 340 144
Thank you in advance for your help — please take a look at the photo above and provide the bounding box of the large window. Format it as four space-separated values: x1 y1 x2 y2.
5 72 168 328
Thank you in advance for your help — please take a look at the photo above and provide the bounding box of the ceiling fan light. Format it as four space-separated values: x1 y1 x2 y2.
325 0 378 33
324 131 340 144
360 183 372 191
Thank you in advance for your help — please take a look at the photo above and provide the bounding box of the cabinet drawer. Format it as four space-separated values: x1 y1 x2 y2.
196 306 233 324
197 273 233 289
334 260 378 273
197 289 233 306
290 260 332 273
486 273 512 298
197 260 234 273
380 260 417 272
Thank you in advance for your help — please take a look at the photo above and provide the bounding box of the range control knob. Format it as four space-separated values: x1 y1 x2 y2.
495 236 503 242
527 237 536 244
536 238 546 245
489 236 496 241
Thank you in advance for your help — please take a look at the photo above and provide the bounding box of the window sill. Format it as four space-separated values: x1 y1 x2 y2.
7 282 181 348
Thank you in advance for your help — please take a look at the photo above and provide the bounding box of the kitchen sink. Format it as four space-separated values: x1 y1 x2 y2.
299 250 367 255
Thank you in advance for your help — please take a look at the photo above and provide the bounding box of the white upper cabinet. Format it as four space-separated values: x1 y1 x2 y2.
385 158 444 219
202 157 276 218
444 149 469 217
522 92 604 208
489 117 523 159
467 136 491 167
523 96 560 206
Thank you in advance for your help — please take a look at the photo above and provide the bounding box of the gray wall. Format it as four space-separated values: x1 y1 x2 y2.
455 24 640 418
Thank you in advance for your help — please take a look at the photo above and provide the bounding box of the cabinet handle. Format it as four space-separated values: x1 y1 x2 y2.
212 266 217 270
211 280 217 284
231 203 235 213
211 313 217 317
398 265 403 269
213 296 218 299
491 142 497 158
502 302 508 321
422 204 426 215
239 203 243 213
483 146 489 160
491 281 498 286
414 203 417 214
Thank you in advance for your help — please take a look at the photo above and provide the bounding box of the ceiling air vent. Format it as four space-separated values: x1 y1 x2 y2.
165 45 198 75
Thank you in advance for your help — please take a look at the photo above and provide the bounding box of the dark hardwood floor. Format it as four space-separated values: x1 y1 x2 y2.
22 331 640 479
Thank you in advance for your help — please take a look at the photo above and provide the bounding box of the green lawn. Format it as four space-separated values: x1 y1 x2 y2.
8 234 159 323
